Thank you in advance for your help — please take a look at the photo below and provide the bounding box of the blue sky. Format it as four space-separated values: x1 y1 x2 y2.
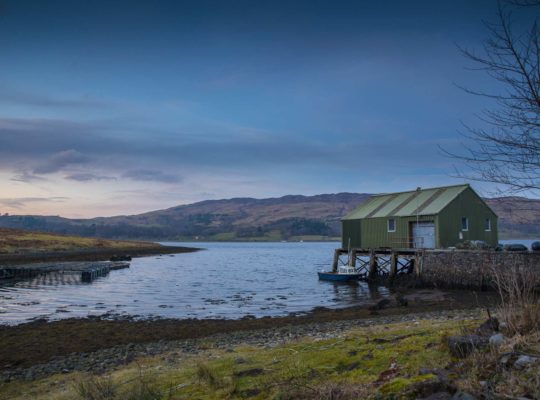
0 0 529 217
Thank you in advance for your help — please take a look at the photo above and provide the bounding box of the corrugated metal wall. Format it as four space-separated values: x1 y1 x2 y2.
341 220 361 248
341 187 498 249
362 215 437 248
437 187 498 247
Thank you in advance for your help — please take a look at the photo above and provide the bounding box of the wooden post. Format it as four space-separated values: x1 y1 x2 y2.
389 251 398 278
332 249 340 273
414 250 422 276
368 250 378 280
349 249 357 267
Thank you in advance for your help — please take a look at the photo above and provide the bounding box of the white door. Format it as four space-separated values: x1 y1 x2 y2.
412 222 435 248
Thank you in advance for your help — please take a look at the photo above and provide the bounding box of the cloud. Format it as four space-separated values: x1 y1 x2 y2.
0 84 110 109
65 172 116 182
0 197 68 209
122 169 183 183
10 171 48 183
33 149 90 174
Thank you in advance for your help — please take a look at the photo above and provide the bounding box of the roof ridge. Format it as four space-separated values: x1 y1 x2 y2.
370 183 469 198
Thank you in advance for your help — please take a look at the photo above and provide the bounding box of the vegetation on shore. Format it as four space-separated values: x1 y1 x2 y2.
0 228 151 255
0 227 199 264
0 317 478 400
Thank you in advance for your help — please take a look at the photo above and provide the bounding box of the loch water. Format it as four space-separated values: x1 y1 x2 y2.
0 242 392 325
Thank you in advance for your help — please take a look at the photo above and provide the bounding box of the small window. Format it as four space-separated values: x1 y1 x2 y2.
461 217 469 231
485 218 491 231
387 218 396 232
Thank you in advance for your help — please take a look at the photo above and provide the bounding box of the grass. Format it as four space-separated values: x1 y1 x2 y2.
0 228 156 255
0 318 478 400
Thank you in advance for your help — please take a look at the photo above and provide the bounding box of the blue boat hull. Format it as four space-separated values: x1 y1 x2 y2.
318 271 362 281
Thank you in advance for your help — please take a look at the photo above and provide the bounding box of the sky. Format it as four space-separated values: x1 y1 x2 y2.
0 0 532 217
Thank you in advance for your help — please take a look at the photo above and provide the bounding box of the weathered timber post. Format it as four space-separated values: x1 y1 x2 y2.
349 249 357 267
389 251 398 278
332 249 340 273
413 250 421 277
368 250 378 280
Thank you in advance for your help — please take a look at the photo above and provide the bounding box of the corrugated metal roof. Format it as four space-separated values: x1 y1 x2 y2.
342 184 469 220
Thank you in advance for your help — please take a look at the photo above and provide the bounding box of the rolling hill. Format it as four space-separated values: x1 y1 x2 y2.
0 193 538 241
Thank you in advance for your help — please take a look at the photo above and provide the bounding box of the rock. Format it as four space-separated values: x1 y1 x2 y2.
420 393 452 400
476 317 499 336
396 295 409 307
451 392 477 400
489 333 505 347
514 355 539 369
447 335 488 358
377 299 392 309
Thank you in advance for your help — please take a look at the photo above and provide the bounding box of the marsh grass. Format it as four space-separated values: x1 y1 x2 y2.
73 375 116 400
73 367 163 400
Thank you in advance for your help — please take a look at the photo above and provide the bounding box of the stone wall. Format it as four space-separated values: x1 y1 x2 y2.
417 250 540 289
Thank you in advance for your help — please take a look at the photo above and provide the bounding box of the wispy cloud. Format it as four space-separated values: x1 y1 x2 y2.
33 149 90 174
0 84 110 109
0 197 68 209
122 169 183 183
10 171 48 183
64 172 116 182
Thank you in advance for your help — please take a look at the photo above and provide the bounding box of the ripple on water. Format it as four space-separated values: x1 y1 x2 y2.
0 242 392 325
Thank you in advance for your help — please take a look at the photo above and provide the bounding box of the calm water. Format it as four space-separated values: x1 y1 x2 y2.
0 242 391 325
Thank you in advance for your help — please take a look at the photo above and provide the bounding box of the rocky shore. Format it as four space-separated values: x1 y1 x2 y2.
0 306 486 384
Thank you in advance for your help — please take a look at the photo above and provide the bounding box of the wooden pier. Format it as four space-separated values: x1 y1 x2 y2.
0 261 130 283
331 248 419 280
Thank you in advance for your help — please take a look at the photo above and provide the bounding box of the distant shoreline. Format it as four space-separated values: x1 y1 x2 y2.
0 244 201 265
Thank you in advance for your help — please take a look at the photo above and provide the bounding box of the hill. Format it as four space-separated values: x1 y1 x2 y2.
0 193 538 241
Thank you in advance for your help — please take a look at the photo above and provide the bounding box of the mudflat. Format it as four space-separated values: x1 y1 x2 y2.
0 289 498 373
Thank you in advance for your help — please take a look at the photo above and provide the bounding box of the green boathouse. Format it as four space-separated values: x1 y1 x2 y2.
342 184 498 249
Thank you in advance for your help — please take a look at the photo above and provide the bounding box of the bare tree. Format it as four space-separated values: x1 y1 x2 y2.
447 2 540 194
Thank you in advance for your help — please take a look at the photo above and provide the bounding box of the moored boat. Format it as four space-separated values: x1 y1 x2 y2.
318 265 362 282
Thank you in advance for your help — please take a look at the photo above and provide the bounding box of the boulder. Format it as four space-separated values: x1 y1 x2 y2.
420 393 452 400
447 335 488 358
451 392 477 400
476 317 499 336
514 355 539 369
488 333 505 347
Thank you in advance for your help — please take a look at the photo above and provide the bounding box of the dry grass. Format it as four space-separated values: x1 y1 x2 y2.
73 368 162 400
73 375 117 400
490 261 540 335
451 260 540 398
0 227 149 255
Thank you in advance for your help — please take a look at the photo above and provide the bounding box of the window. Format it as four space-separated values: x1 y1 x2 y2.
485 218 491 231
461 217 469 231
387 218 396 232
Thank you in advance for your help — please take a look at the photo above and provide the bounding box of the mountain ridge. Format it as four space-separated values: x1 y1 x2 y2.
0 193 538 241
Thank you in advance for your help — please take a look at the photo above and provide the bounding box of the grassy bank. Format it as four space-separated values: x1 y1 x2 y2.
0 316 477 400
0 228 199 264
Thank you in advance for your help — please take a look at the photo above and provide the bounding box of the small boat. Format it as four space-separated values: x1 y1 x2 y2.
318 265 362 282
